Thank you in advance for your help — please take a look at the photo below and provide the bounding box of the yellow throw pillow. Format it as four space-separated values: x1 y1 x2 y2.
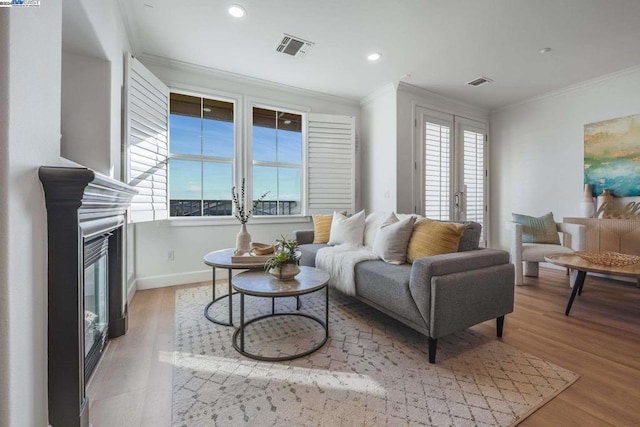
406 219 465 263
313 211 347 243
312 214 332 243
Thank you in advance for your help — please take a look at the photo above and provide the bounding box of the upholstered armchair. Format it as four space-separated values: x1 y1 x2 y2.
508 221 586 286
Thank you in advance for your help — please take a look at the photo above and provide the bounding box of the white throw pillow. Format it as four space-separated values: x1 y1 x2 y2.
372 212 416 264
328 210 366 246
363 212 388 247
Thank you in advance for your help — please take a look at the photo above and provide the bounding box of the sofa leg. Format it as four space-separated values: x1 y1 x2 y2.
428 337 437 364
497 316 505 338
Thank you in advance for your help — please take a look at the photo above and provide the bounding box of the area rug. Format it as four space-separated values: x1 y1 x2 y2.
172 285 578 427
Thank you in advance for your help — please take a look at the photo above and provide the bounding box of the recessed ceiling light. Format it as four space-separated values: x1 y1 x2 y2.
283 120 292 125
539 47 552 54
228 5 246 18
203 107 212 113
367 53 381 61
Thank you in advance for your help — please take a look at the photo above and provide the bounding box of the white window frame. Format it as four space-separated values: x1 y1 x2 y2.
167 89 239 218
246 97 310 218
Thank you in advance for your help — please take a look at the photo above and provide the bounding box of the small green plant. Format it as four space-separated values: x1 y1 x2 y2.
265 235 300 271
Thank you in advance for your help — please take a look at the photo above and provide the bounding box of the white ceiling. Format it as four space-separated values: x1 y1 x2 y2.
120 0 640 110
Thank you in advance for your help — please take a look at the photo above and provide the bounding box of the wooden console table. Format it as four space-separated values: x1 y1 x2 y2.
563 217 640 255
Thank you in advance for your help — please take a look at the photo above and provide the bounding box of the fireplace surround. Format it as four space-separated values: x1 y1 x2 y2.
39 166 137 427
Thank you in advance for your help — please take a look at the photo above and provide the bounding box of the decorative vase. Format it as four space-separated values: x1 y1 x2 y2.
580 184 595 218
268 263 300 281
597 189 614 218
235 223 251 255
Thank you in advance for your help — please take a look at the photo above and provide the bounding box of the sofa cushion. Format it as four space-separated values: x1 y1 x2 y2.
457 221 482 252
328 210 365 246
297 243 327 267
512 212 560 244
407 219 465 262
354 260 426 328
372 213 416 264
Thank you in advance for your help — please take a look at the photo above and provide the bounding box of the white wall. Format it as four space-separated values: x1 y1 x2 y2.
61 0 131 178
0 1 130 425
1 3 63 426
132 57 361 288
360 83 397 213
490 67 640 250
61 51 111 173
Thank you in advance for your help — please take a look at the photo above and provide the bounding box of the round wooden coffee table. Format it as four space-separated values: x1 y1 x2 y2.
202 248 266 326
545 253 640 315
231 266 330 361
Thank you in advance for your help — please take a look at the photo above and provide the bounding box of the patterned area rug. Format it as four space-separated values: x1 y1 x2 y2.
173 285 578 427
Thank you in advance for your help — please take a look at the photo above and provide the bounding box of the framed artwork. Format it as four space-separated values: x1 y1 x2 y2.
584 114 640 197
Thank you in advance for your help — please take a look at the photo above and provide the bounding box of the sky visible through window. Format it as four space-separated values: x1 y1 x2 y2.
169 114 302 202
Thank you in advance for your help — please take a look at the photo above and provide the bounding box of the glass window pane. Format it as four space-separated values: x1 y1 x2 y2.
203 99 234 158
170 93 201 156
253 165 277 215
278 167 301 215
203 162 233 216
253 107 277 162
169 159 202 216
277 128 302 164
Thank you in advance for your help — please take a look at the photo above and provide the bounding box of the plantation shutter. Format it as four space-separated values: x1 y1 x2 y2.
458 119 487 245
124 55 169 222
423 116 453 221
307 113 356 214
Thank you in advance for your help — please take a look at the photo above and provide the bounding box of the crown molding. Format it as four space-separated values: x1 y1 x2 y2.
138 54 361 108
492 64 640 114
397 81 489 120
359 82 397 106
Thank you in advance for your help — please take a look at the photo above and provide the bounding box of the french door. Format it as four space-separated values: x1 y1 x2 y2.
415 107 488 245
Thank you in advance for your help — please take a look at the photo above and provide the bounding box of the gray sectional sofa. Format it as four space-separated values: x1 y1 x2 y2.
293 220 515 363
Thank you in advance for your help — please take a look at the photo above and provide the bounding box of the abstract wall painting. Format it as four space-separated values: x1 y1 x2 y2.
584 114 640 197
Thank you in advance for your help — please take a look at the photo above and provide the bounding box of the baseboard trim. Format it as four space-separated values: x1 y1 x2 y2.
136 269 213 290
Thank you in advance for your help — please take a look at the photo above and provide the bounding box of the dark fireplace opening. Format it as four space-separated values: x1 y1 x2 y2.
83 233 110 382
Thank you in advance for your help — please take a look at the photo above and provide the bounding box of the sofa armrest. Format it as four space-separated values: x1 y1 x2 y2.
292 229 315 245
410 249 510 282
408 249 512 331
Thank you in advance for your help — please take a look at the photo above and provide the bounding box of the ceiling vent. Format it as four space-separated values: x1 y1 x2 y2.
276 34 314 57
467 76 493 86
466 76 493 87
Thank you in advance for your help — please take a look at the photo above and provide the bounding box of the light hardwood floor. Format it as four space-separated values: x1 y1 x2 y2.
88 268 640 426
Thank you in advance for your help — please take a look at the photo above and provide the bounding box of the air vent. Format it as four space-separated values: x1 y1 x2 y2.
466 76 493 87
276 34 314 57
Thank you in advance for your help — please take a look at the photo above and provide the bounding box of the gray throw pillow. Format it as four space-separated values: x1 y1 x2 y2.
372 213 416 264
512 212 560 244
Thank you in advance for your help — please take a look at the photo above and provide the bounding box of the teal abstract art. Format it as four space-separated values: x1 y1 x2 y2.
584 114 640 197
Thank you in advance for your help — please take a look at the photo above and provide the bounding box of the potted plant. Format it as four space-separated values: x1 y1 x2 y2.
265 236 301 280
231 178 269 254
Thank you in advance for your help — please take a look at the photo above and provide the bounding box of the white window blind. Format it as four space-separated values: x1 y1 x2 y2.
460 124 487 244
307 113 355 214
424 119 452 221
124 56 169 222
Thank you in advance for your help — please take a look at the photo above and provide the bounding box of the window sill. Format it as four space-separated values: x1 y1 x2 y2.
167 215 312 227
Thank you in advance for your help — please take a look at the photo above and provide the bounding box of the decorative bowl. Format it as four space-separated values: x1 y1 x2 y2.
250 242 276 255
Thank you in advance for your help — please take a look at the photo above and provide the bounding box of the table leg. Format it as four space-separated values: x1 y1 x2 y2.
325 285 329 339
240 293 245 352
566 270 587 316
228 269 233 326
212 267 216 301
271 297 275 314
296 295 301 311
